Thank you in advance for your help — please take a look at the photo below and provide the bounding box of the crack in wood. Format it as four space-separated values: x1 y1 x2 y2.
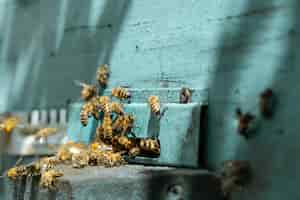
64 24 112 33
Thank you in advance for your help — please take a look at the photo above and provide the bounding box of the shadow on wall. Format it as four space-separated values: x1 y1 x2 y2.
2 0 132 111
206 0 300 199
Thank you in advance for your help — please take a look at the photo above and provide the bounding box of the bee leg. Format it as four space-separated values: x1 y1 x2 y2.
15 156 24 166
129 131 137 138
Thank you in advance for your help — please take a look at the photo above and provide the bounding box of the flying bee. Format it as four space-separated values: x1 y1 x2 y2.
80 102 94 126
96 64 110 87
148 95 160 115
259 88 276 119
110 102 124 115
111 87 131 100
101 113 113 142
221 160 251 179
0 116 20 134
71 149 89 168
221 176 243 198
236 108 257 138
40 169 63 189
7 165 27 180
220 160 252 197
74 81 97 101
103 152 126 168
139 138 160 155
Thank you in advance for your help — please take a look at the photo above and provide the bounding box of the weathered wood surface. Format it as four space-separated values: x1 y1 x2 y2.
0 0 299 199
5 165 223 200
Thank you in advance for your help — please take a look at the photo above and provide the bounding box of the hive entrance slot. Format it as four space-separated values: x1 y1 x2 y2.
67 88 207 168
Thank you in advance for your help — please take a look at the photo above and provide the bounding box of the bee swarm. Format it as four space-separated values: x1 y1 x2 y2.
6 64 161 190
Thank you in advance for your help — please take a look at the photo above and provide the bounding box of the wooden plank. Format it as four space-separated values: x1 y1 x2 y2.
5 165 223 200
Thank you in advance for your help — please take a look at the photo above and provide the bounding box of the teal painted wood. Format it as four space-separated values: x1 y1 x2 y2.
5 165 223 200
67 88 207 167
0 0 299 199
67 103 98 144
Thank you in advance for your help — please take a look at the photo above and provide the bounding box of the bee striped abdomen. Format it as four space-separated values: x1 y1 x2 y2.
81 84 97 101
148 95 160 115
139 138 160 155
111 87 131 99
102 113 113 142
96 64 110 87
80 102 94 126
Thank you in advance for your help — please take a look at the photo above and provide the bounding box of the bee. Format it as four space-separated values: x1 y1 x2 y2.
75 81 97 101
112 135 136 152
88 149 105 166
100 113 113 142
92 96 111 114
221 176 243 198
221 160 251 179
40 169 63 189
25 163 41 177
180 87 192 104
220 160 251 197
260 88 276 118
80 102 94 126
103 152 126 168
35 128 58 141
139 138 160 155
236 108 256 138
7 165 27 180
121 114 134 136
38 156 59 172
112 114 134 135
98 96 111 113
128 147 141 158
0 116 20 134
56 142 86 163
96 64 110 87
110 102 124 115
112 115 125 133
148 95 160 115
71 150 89 168
111 87 131 100
89 141 112 152
95 125 105 142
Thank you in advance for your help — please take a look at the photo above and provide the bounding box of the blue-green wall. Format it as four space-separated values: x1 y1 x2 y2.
0 0 300 199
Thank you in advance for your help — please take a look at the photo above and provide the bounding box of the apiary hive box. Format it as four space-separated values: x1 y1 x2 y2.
4 165 223 200
67 88 208 168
